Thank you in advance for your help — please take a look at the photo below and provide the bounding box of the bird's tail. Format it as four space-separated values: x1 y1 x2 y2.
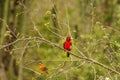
67 52 70 57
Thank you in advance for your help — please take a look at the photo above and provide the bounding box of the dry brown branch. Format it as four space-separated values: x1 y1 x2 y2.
36 37 120 75
0 37 34 50
1 36 120 75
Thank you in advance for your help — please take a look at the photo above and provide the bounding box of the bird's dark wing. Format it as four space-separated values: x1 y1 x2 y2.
44 67 48 71
63 42 66 48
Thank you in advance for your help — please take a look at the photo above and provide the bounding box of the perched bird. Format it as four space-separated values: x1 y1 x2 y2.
39 63 48 74
63 37 72 57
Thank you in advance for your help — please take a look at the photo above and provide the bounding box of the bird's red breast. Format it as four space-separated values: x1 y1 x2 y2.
64 37 72 51
63 37 72 57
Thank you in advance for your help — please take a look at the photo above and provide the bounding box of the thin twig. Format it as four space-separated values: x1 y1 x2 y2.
36 37 120 75
0 37 34 50
23 66 41 75
18 40 30 80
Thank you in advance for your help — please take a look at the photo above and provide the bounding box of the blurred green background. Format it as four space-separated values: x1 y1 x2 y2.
0 0 120 80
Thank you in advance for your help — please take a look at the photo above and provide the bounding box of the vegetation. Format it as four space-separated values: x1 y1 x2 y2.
0 0 120 80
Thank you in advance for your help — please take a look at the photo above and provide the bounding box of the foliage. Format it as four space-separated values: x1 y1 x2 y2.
0 0 120 80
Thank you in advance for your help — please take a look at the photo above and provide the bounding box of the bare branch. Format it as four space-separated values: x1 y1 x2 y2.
36 37 120 75
0 37 34 50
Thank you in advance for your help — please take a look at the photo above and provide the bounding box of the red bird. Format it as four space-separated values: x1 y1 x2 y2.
63 37 72 57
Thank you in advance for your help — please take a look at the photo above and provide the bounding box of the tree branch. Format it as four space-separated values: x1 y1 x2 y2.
36 37 120 75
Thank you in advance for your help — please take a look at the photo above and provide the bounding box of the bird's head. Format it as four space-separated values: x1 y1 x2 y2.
39 63 44 66
66 37 71 41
